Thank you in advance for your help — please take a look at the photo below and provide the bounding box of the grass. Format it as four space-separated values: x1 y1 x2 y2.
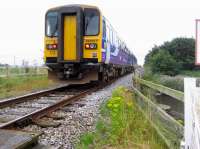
142 67 184 91
0 75 55 99
180 70 200 77
142 66 200 92
0 66 47 76
76 86 168 149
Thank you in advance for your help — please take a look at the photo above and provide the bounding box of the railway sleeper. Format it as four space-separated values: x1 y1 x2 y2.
33 117 61 128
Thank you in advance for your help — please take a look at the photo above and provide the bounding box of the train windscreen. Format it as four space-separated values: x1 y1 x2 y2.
84 9 99 36
46 12 58 37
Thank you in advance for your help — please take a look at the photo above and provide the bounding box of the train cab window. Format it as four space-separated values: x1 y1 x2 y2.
84 9 100 36
46 12 58 37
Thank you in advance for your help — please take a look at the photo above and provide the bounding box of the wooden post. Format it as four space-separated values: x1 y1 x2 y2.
184 78 195 149
184 78 200 149
6 64 9 78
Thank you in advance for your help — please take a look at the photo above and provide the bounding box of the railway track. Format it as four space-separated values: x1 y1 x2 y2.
0 82 102 129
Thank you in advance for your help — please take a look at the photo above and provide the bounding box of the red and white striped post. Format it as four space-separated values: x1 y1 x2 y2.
196 20 200 65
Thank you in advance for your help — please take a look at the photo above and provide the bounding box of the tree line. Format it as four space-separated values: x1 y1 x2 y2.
144 37 195 75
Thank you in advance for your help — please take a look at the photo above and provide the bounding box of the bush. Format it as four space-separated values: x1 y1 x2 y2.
148 49 180 76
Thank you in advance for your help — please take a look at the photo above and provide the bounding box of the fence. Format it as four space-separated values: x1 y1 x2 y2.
0 66 47 78
184 78 200 149
133 77 184 149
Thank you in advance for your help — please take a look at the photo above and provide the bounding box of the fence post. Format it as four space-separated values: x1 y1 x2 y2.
6 64 9 78
184 78 196 149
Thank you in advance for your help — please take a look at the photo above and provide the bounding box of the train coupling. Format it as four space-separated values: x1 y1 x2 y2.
64 64 82 79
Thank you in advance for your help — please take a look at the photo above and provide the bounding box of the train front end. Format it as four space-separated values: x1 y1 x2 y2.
44 5 102 83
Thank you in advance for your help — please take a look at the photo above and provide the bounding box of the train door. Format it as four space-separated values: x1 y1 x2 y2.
63 15 77 61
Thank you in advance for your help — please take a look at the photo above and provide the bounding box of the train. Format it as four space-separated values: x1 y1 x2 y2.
44 4 137 83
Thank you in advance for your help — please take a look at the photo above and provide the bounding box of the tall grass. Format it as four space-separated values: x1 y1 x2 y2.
76 86 168 149
0 75 54 99
0 66 47 76
180 70 200 77
143 67 184 91
143 66 200 92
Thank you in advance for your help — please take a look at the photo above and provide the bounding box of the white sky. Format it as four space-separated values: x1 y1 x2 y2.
0 0 200 65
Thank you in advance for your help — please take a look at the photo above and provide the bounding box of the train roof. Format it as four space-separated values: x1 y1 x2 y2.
47 4 100 12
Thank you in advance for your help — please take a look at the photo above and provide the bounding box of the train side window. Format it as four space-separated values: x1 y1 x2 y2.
116 36 118 48
112 30 115 45
103 20 106 39
114 32 117 46
110 28 113 45
122 43 125 52
117 38 120 49
106 25 110 42
119 40 121 49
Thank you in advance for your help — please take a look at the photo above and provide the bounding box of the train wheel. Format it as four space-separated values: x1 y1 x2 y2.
103 71 109 82
114 69 118 78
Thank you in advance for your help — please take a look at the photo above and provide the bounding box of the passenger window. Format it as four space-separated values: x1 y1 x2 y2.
103 20 106 39
110 28 113 44
113 32 116 45
106 26 110 42
112 31 114 45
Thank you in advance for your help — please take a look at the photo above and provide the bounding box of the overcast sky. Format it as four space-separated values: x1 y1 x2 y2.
0 0 200 65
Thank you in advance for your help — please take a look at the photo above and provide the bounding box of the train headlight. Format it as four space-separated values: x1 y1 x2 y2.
46 44 57 50
85 43 97 49
89 43 94 49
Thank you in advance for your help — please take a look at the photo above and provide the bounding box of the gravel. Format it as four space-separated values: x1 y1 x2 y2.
23 74 133 149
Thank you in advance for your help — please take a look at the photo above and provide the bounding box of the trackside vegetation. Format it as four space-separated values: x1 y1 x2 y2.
143 67 200 92
77 86 168 149
143 37 200 91
142 67 184 91
145 37 196 76
0 75 55 99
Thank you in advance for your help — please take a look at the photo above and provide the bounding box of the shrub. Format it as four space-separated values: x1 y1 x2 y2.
148 49 180 76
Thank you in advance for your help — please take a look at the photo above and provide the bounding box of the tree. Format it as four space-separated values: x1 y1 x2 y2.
145 37 195 75
144 45 160 65
160 38 195 70
149 49 180 76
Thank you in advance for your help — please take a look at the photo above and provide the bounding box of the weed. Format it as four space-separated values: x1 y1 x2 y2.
77 87 167 149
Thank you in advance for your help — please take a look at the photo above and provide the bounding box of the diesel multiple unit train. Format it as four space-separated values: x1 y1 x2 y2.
44 4 137 83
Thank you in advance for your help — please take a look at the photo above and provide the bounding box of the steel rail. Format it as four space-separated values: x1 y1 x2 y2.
0 85 100 129
0 74 121 129
0 84 71 108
